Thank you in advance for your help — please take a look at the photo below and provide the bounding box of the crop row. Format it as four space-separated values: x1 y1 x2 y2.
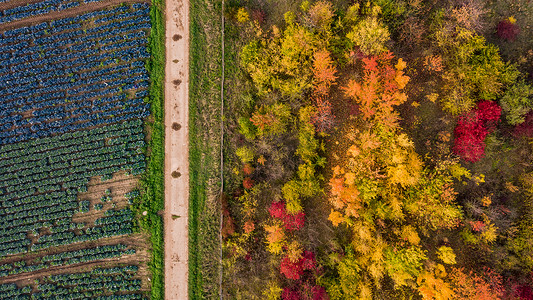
0 244 134 278
0 118 142 154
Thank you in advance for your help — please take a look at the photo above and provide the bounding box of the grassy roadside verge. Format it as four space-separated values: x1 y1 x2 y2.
137 0 165 299
189 0 224 298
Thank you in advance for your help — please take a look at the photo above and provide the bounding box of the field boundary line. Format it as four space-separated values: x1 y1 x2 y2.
219 0 225 298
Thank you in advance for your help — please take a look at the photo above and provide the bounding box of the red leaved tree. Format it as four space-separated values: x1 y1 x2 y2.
453 100 501 162
312 96 334 133
300 282 329 300
282 288 301 300
283 283 328 300
281 255 305 280
250 111 274 131
450 267 504 300
269 201 305 231
477 100 502 129
243 163 254 175
497 19 520 41
514 285 533 300
221 199 235 238
514 111 533 138
243 177 254 189
453 114 488 162
280 250 316 280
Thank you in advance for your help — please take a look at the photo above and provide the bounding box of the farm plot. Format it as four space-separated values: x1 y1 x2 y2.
0 265 145 299
0 1 156 298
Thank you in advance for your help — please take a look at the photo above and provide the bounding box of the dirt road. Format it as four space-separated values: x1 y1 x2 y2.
164 0 190 299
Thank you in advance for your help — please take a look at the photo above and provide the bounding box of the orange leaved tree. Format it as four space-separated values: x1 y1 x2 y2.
343 52 409 128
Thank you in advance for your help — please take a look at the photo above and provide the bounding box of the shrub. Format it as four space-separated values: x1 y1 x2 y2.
238 116 258 140
308 1 334 30
286 240 303 263
500 81 533 125
507 216 533 271
312 49 337 95
250 103 292 137
263 281 283 300
236 146 255 163
243 177 254 189
416 268 455 300
283 180 304 214
222 214 235 238
284 11 296 25
449 0 488 33
243 220 255 234
243 163 254 175
384 246 427 287
514 111 533 137
236 7 249 23
343 52 409 125
497 18 520 41
436 28 520 115
347 16 390 56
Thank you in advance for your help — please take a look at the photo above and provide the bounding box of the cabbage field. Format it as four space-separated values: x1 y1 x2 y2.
0 0 160 298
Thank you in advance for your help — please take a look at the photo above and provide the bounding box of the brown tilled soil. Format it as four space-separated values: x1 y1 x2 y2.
72 171 139 224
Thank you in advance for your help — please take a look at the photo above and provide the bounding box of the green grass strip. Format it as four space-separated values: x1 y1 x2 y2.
189 0 224 298
138 0 165 299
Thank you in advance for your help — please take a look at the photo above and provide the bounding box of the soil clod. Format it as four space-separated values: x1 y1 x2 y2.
172 123 181 130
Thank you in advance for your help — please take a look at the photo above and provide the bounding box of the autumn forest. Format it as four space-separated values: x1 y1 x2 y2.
219 0 533 299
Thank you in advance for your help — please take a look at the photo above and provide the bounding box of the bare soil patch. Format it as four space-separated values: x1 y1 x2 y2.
72 171 139 224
